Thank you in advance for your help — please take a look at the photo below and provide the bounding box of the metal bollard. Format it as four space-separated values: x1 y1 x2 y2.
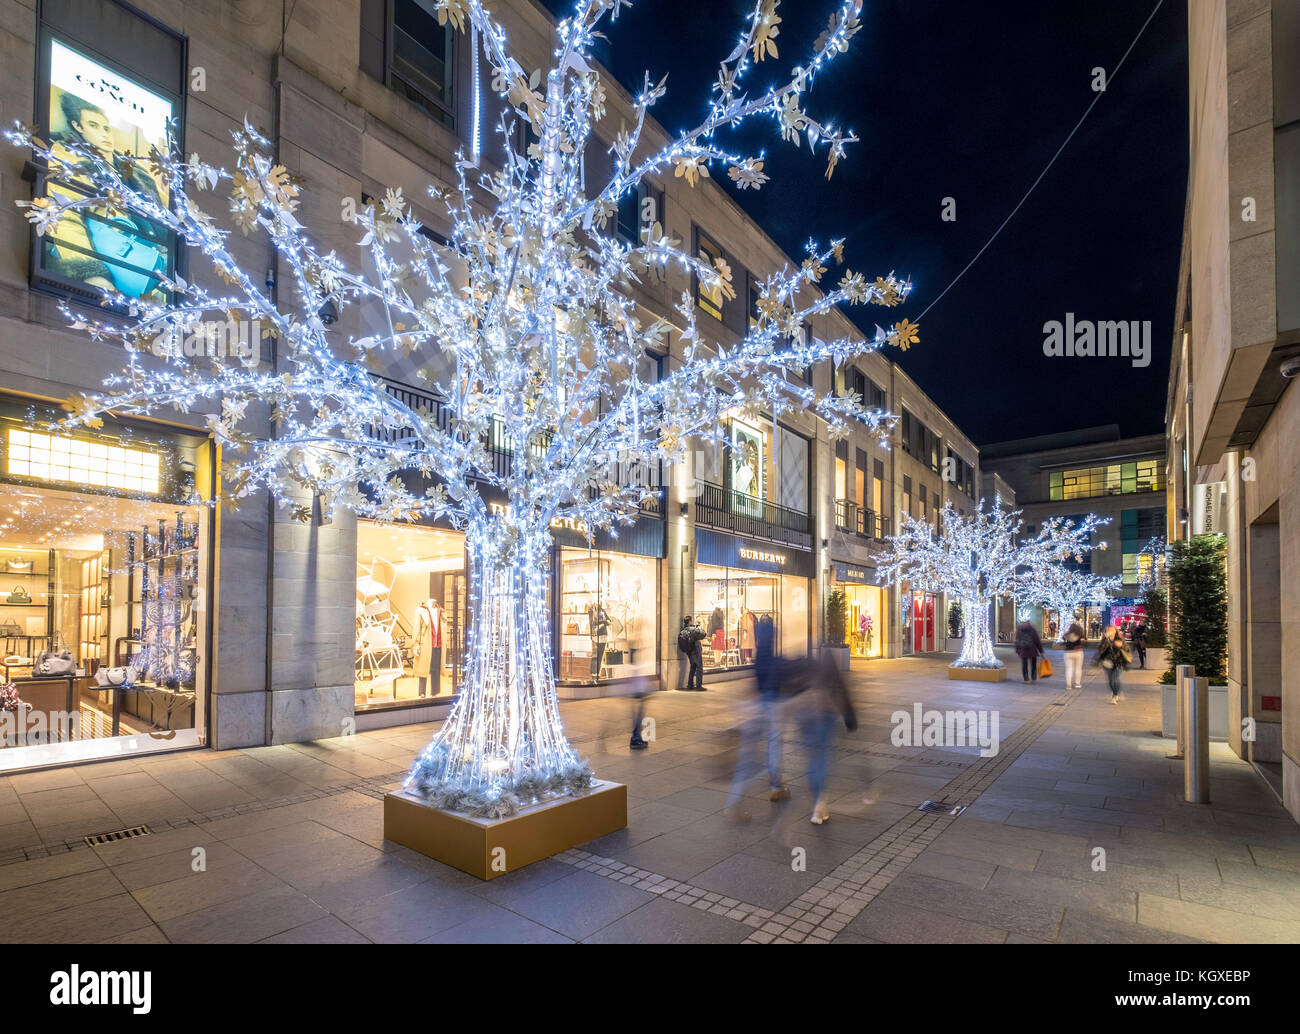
1175 664 1195 759
1184 675 1210 804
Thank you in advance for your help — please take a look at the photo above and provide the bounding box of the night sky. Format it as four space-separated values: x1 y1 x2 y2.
542 0 1189 445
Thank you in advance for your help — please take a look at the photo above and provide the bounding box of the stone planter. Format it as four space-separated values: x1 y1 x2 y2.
820 644 851 670
1161 682 1229 742
1143 646 1167 672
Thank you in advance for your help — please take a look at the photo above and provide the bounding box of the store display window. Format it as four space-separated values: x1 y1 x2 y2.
0 420 210 765
557 549 658 683
694 563 808 671
356 522 466 710
837 582 884 658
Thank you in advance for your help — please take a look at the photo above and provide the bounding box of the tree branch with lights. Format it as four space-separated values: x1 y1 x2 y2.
877 500 1109 669
1017 563 1121 639
9 0 913 816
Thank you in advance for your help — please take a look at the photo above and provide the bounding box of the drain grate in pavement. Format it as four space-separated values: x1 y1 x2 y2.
918 800 967 817
84 825 151 847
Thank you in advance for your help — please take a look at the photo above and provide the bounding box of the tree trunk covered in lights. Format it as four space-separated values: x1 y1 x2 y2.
954 596 997 669
404 521 589 815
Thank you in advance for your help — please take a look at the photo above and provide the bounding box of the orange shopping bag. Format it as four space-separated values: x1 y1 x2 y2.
1038 656 1054 678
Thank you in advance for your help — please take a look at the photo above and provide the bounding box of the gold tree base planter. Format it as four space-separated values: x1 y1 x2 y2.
384 781 628 880
947 667 1007 682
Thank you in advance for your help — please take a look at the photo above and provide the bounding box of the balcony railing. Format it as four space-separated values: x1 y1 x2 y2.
834 499 891 543
696 481 811 549
370 378 664 514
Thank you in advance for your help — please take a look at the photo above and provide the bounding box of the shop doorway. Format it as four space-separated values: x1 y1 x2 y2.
438 570 466 695
912 591 937 653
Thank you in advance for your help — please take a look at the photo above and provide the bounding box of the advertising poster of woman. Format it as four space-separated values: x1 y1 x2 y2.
730 420 765 518
41 37 173 301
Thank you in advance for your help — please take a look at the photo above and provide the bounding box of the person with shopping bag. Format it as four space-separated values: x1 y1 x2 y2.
1096 625 1131 703
1014 619 1043 683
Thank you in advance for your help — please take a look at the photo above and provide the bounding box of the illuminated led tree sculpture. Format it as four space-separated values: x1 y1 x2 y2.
10 0 916 816
1018 563 1121 639
878 500 1108 669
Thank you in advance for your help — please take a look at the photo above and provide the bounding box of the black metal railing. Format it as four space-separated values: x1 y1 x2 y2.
371 378 665 517
834 498 855 532
695 481 812 549
832 498 891 543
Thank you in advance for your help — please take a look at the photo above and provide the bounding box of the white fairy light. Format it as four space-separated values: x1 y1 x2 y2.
9 0 906 816
877 499 1110 670
1018 563 1122 635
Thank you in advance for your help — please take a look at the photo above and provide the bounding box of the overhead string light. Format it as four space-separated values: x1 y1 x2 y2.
8 0 912 817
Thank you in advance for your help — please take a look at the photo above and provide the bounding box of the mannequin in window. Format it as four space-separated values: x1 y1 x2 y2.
588 602 610 678
415 598 442 696
709 604 726 653
739 607 756 661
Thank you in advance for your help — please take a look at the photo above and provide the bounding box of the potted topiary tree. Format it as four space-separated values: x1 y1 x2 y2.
1160 536 1228 740
1142 585 1168 670
823 588 851 670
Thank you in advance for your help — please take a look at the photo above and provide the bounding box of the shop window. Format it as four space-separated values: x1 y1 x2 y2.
695 228 725 321
355 521 466 709
387 0 456 127
617 182 665 248
28 6 185 309
0 407 210 762
836 581 885 658
557 549 658 683
694 564 808 670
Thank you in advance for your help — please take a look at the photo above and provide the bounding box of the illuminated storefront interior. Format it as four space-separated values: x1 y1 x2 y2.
355 522 466 709
833 565 885 659
694 564 809 669
0 416 209 769
557 548 657 683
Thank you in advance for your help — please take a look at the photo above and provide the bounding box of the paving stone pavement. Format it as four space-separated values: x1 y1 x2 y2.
1 649 1297 943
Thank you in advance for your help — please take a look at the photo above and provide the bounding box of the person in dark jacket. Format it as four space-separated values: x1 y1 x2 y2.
1014 619 1044 683
753 615 788 801
1132 620 1148 669
1097 625 1130 703
677 616 706 691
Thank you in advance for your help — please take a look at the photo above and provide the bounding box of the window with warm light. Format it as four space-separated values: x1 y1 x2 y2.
6 429 160 494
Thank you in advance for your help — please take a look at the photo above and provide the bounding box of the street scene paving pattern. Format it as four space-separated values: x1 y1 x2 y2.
1 650 1297 943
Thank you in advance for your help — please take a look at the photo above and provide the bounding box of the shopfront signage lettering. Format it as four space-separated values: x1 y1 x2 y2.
739 548 785 565
488 502 588 537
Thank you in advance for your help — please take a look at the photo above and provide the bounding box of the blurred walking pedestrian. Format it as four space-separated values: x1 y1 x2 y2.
1062 620 1086 690
628 675 654 750
677 615 706 691
1015 619 1043 683
724 616 789 821
788 651 858 824
1096 624 1130 703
